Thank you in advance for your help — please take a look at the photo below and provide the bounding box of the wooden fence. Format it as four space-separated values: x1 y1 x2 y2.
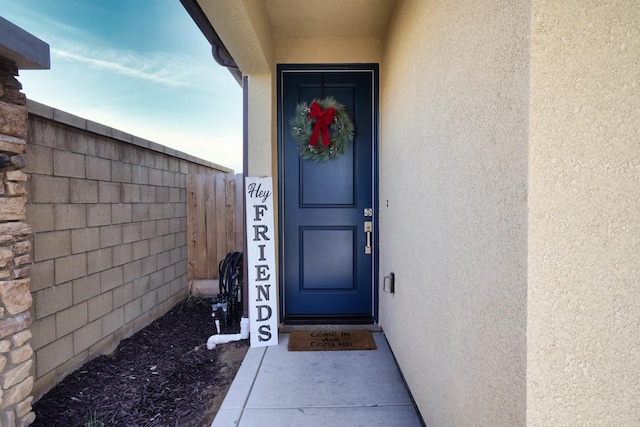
187 173 244 280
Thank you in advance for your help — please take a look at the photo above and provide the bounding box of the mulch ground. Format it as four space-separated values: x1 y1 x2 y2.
32 297 249 427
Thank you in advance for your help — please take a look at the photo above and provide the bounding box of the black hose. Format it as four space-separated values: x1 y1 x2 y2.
217 252 243 324
218 251 243 296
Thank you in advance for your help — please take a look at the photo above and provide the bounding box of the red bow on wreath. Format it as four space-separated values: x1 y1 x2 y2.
309 101 336 147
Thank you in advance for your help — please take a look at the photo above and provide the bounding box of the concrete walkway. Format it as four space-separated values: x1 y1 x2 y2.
211 332 423 427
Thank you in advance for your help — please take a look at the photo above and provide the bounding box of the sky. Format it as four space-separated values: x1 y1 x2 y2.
0 0 243 172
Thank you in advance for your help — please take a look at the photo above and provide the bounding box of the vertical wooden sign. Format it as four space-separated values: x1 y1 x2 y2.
245 177 278 348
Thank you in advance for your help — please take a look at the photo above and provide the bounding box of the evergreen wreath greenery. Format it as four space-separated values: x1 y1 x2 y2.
289 96 354 162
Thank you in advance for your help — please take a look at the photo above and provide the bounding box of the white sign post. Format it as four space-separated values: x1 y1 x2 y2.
245 177 278 348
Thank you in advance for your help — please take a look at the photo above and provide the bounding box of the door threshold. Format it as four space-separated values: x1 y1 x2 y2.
280 324 381 333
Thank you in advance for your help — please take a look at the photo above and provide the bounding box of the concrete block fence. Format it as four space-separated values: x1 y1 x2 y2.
24 100 231 401
2 20 235 424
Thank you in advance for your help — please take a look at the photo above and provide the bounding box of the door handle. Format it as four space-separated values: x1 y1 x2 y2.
364 221 372 254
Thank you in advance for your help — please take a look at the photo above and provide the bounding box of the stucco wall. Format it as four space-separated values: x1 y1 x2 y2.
25 101 230 398
379 1 529 425
275 37 382 66
199 0 273 75
246 74 275 177
197 0 640 423
528 1 640 424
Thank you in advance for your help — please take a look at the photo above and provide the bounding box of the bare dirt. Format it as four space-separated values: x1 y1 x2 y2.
31 297 248 427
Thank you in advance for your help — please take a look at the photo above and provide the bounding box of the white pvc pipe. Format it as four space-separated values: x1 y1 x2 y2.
207 333 242 349
240 317 250 339
206 317 250 350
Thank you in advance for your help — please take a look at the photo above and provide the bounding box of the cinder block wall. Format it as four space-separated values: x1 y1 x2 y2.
24 100 230 399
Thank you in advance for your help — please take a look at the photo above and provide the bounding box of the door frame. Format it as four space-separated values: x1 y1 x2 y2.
276 63 380 324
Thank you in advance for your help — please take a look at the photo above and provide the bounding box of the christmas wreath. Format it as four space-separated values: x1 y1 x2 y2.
289 96 354 162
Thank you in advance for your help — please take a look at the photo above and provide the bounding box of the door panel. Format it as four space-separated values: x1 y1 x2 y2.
301 157 354 206
278 66 377 323
301 227 355 290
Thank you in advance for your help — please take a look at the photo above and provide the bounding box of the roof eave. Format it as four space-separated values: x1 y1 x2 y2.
180 0 242 86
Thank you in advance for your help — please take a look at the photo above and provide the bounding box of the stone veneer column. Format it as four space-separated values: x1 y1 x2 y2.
0 18 49 427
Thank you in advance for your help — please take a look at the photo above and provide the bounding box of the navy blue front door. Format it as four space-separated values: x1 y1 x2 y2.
278 65 377 323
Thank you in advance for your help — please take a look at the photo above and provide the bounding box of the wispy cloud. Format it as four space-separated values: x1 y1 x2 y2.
3 0 242 171
51 45 197 88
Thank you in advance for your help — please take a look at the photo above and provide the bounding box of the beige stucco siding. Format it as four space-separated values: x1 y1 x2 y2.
198 0 273 74
246 74 275 177
379 1 529 425
275 36 383 65
528 1 640 424
197 0 640 422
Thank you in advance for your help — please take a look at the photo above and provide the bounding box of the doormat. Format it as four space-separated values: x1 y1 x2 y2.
288 330 377 351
